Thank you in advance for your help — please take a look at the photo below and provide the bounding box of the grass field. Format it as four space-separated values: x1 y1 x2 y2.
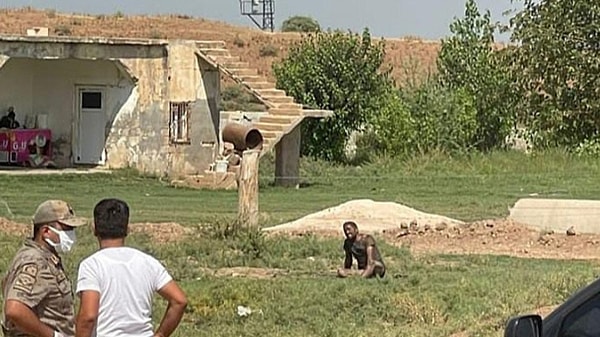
1 150 600 336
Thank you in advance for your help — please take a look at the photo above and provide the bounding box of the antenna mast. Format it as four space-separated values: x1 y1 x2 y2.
239 0 275 32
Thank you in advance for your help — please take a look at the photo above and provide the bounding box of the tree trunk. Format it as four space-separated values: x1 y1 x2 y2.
238 149 260 228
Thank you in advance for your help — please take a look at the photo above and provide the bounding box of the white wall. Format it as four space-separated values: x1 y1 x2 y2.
0 58 33 123
31 59 131 142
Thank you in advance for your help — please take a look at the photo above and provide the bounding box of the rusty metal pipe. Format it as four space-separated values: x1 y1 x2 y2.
222 122 263 151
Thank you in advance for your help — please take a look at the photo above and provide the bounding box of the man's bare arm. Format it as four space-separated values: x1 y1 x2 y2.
361 246 376 278
343 244 353 269
4 300 56 337
75 291 100 337
154 281 188 337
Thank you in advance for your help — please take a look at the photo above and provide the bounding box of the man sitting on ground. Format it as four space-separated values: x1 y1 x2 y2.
337 221 386 279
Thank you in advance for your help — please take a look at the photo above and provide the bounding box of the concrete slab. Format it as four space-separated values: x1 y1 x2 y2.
509 198 600 234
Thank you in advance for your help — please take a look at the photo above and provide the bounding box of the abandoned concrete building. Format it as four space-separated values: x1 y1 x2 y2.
0 34 330 187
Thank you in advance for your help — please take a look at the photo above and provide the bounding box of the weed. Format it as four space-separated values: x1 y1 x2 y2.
54 25 72 36
259 44 278 57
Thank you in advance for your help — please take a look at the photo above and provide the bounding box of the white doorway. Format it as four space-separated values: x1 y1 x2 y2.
75 87 106 165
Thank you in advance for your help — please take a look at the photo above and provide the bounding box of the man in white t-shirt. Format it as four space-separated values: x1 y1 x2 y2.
75 198 187 337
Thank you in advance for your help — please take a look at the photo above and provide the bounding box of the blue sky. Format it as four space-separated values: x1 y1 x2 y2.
3 0 521 41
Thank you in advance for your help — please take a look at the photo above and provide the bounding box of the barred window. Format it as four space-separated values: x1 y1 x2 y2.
169 101 191 143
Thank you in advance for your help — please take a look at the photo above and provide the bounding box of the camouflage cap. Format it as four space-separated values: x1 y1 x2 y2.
32 200 87 227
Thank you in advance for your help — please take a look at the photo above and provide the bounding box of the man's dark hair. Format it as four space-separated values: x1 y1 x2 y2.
32 223 44 239
342 221 358 229
93 198 129 239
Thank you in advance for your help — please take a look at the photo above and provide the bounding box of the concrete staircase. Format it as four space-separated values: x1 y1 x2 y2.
195 40 307 155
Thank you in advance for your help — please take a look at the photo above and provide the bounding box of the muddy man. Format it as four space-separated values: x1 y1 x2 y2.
337 221 386 279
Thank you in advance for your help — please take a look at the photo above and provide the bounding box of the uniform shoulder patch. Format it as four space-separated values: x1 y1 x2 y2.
12 263 39 294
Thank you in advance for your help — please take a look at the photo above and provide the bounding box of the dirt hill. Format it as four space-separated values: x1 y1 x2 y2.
0 7 440 83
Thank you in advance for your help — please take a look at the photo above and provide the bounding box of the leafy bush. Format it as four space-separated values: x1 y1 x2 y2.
574 138 600 158
510 0 600 148
259 44 278 57
281 16 321 33
219 85 266 112
401 83 478 153
274 28 393 162
437 0 516 150
359 83 477 159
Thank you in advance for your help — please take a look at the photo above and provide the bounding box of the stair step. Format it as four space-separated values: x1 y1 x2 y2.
268 108 304 116
229 68 258 76
253 122 287 131
243 81 275 89
200 48 230 56
261 131 282 139
256 89 286 97
262 95 294 104
221 61 250 69
196 40 227 49
273 102 303 109
240 75 269 83
259 115 297 124
213 55 241 63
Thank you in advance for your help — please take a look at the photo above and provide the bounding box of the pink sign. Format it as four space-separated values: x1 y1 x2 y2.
0 129 52 165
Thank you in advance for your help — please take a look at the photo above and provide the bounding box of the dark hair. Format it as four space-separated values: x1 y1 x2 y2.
342 221 358 229
93 198 129 239
33 223 44 238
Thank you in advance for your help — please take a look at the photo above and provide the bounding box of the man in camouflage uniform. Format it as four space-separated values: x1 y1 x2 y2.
1 200 87 337
337 221 386 279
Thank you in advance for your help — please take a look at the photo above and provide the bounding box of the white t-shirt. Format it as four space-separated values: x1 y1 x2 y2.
76 247 173 337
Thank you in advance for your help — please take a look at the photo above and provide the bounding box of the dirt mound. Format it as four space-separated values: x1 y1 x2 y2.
128 222 192 244
0 217 29 236
390 218 600 260
263 199 464 235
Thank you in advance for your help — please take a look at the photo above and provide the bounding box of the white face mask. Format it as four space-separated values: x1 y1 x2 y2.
45 226 76 253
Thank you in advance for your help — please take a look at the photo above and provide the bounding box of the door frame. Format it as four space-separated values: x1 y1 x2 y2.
72 85 106 165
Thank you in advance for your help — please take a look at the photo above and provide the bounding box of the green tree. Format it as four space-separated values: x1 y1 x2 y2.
273 29 393 161
437 0 516 150
281 16 321 33
510 0 600 147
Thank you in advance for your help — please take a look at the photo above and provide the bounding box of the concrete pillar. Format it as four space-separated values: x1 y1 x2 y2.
275 124 301 187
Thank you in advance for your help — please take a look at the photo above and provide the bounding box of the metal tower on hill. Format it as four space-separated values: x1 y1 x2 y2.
239 0 275 32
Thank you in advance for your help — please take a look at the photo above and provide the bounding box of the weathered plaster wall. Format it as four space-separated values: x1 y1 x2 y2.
108 56 170 176
166 41 220 177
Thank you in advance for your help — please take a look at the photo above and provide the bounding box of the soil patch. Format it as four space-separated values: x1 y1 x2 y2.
0 217 29 236
128 222 193 244
388 218 600 260
198 267 288 279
